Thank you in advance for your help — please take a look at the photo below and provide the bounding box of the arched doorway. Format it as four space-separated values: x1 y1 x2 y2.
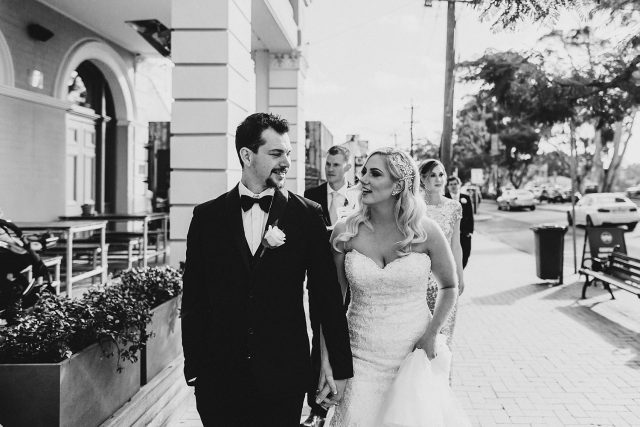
0 28 15 86
65 61 117 213
54 39 138 215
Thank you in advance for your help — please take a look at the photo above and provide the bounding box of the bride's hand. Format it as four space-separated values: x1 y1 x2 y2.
414 332 438 360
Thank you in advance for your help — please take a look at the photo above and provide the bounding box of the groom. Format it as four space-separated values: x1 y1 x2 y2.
181 112 353 426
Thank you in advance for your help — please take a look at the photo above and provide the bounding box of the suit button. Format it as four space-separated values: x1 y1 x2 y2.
246 354 252 360
248 328 254 335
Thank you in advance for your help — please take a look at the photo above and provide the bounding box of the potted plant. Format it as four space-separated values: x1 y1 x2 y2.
0 279 153 426
119 266 183 385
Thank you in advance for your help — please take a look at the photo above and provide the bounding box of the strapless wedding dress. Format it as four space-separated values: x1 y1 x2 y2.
330 249 432 427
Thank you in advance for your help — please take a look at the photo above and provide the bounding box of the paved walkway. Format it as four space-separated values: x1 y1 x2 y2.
170 232 640 426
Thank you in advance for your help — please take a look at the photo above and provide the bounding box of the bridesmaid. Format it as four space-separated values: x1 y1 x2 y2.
419 159 465 346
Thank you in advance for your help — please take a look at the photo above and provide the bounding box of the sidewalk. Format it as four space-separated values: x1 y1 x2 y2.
170 232 640 426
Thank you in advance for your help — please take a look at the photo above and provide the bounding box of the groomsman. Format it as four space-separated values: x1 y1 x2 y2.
445 176 474 268
304 145 358 228
301 145 357 427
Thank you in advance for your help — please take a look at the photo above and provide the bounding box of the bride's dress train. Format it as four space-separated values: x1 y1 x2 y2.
329 249 469 427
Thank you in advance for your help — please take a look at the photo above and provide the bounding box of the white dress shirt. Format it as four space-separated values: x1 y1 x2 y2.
449 191 460 202
327 182 350 225
238 182 274 254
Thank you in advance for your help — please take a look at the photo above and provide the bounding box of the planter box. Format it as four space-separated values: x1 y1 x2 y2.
0 342 140 427
142 295 182 385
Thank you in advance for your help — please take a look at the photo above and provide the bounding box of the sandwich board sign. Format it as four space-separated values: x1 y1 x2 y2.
581 226 627 267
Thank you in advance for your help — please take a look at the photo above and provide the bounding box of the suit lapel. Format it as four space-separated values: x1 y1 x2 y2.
226 185 253 273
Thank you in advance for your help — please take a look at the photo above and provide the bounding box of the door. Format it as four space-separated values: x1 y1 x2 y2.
65 107 99 215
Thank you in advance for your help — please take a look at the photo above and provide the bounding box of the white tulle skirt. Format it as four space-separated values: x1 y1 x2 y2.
377 335 471 427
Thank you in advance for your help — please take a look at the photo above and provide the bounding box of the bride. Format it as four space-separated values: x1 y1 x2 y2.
318 148 459 426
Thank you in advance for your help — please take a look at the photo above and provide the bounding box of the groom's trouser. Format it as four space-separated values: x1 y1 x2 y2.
307 288 350 417
195 366 304 427
307 299 329 417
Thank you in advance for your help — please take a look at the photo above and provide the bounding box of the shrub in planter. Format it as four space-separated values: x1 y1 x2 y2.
0 285 152 370
0 266 183 425
118 266 184 385
0 286 151 427
119 265 182 309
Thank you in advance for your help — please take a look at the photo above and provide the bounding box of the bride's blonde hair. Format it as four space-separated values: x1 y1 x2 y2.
333 148 427 255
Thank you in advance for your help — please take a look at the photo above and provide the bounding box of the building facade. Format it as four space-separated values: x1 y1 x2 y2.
304 120 333 189
0 0 311 265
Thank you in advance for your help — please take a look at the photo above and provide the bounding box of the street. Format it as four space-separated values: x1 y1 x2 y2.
476 200 640 269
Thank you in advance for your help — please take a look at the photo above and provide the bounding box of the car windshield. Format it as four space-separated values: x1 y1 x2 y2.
593 195 627 204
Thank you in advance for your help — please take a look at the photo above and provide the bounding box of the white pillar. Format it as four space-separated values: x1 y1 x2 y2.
268 51 307 195
170 0 254 265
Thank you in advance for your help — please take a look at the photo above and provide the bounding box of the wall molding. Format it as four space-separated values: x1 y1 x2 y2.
0 84 72 110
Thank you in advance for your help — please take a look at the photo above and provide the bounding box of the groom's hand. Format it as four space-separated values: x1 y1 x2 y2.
317 379 347 409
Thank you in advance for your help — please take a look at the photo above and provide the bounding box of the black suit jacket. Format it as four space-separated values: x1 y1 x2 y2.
304 182 331 226
445 192 474 237
181 185 353 394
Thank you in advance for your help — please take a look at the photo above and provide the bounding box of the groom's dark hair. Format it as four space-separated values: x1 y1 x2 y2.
235 113 289 167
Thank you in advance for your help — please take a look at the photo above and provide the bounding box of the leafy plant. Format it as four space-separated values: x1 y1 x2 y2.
118 266 182 309
0 266 182 371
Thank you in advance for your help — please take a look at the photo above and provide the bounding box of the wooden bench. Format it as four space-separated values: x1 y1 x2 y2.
579 251 640 299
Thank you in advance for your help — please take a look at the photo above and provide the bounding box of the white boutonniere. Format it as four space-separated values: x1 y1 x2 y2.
460 198 467 204
262 224 286 249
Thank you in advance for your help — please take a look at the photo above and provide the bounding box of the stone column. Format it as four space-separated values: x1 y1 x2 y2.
268 51 307 195
170 0 253 265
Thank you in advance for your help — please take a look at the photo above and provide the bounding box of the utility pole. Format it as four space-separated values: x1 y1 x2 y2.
410 102 415 158
440 0 456 174
393 131 398 148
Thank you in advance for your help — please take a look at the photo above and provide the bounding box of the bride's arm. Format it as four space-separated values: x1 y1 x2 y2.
416 218 458 358
450 218 465 295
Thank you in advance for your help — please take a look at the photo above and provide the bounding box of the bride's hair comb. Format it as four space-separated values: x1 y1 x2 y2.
380 148 416 194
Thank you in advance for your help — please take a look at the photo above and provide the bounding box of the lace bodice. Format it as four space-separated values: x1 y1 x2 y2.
330 249 432 427
424 198 462 242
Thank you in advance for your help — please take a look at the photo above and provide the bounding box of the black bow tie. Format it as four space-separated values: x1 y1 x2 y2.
240 195 273 213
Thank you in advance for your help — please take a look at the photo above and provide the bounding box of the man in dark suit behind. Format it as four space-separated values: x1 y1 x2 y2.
445 176 474 268
301 145 356 427
181 113 353 426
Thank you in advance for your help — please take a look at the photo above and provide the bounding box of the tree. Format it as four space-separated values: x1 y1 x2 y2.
476 0 588 28
413 139 440 163
458 23 640 191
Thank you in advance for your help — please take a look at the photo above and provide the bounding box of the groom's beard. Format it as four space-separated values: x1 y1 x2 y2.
266 167 288 189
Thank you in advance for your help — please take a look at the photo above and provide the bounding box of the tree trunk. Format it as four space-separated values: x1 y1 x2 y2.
603 112 635 192
589 127 604 191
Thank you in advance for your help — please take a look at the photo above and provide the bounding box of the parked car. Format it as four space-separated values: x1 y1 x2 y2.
583 184 599 194
626 185 640 198
567 193 639 231
497 189 536 211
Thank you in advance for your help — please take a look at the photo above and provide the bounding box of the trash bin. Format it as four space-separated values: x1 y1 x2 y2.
531 224 567 284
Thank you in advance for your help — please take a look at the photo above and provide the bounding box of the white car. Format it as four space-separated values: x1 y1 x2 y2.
567 193 639 231
497 189 536 211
